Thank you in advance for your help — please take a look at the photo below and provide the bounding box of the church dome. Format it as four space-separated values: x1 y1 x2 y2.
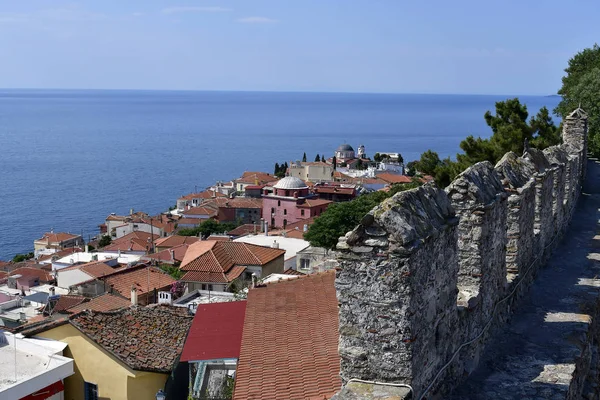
336 144 355 152
274 176 308 189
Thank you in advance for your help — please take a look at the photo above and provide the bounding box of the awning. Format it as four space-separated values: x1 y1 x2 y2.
20 380 64 400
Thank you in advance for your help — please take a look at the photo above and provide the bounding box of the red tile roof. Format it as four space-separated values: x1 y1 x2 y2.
177 218 204 226
376 173 413 184
70 306 193 372
313 185 356 195
212 197 263 209
154 235 200 249
235 171 276 185
227 224 259 237
180 301 247 362
102 265 176 299
297 198 333 208
180 241 284 284
103 231 159 253
233 271 341 400
37 232 81 244
144 244 190 264
66 293 132 313
182 206 218 217
283 268 306 276
52 295 86 313
59 261 118 278
179 190 227 201
9 267 54 283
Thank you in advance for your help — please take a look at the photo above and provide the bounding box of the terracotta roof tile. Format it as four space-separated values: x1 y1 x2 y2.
102 265 176 298
144 244 190 264
180 301 247 362
66 293 132 313
227 224 260 237
233 271 340 400
181 271 228 284
179 190 227 201
70 306 193 372
235 171 276 184
297 199 333 208
376 173 413 184
9 267 54 283
225 265 247 281
283 268 306 276
52 295 86 313
154 235 200 248
37 232 81 243
182 206 219 217
103 231 159 252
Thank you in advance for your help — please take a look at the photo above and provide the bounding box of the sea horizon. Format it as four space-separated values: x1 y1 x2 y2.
0 90 561 260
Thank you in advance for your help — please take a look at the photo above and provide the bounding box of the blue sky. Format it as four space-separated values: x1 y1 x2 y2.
0 1 597 95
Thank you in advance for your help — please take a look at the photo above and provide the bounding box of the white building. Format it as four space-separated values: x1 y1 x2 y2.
0 331 74 400
288 161 334 183
234 235 310 271
50 251 141 271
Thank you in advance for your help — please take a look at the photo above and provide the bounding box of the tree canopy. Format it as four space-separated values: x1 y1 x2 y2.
413 98 560 188
179 219 238 238
305 181 422 249
555 44 600 157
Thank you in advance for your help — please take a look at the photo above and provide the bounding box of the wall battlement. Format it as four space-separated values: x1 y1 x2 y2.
334 108 589 399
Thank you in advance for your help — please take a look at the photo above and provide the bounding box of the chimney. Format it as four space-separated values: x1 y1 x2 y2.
260 218 265 233
251 273 257 288
85 244 89 253
118 249 122 257
170 249 175 263
212 189 216 198
264 221 268 236
272 240 279 249
131 286 138 306
253 222 257 235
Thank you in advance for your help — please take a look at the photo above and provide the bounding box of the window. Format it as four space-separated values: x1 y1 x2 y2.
301 209 305 216
208 284 213 291
84 382 98 400
278 200 281 206
201 284 207 290
300 259 311 270
284 209 287 215
271 208 275 214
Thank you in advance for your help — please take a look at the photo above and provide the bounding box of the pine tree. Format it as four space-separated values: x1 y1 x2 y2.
274 162 280 175
302 152 307 162
314 154 321 162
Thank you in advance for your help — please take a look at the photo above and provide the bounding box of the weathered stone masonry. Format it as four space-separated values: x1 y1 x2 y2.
334 108 589 399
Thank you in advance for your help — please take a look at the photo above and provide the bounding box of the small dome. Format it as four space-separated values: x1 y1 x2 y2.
274 176 308 189
337 144 355 152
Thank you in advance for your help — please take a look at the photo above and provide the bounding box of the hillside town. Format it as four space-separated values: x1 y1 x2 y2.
0 143 412 400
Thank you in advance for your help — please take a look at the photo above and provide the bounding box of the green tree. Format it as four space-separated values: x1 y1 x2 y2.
305 181 422 249
314 154 321 162
12 252 34 263
179 219 239 238
159 264 183 279
555 44 600 156
98 235 112 248
405 160 418 176
332 156 337 170
373 153 382 162
274 162 280 176
416 150 442 175
321 154 326 161
302 152 307 162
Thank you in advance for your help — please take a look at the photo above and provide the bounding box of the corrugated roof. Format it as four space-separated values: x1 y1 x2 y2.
233 271 340 400
180 301 247 362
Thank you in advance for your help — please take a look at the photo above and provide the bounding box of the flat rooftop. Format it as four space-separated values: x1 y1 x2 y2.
234 235 309 261
0 331 73 394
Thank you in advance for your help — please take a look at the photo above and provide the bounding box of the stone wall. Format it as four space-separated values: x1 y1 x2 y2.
334 108 589 399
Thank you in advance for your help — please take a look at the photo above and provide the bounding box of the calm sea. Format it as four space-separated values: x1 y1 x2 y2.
0 90 560 260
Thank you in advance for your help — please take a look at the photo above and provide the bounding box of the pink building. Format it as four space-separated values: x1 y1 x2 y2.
262 177 332 229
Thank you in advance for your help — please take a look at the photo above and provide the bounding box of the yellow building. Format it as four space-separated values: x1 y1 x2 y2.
23 306 193 400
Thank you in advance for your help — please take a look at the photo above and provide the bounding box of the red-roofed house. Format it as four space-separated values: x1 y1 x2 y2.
34 232 83 257
181 301 247 399
154 235 200 251
56 260 119 288
233 171 277 194
376 172 413 184
177 189 227 210
180 240 285 292
143 244 190 265
313 183 357 202
233 271 340 400
102 231 158 255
